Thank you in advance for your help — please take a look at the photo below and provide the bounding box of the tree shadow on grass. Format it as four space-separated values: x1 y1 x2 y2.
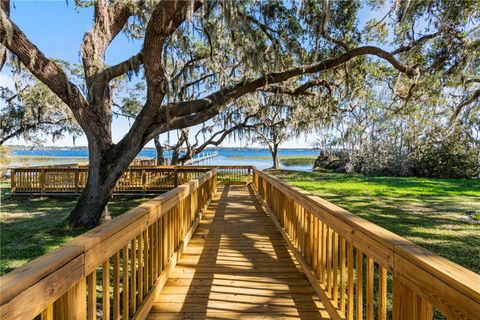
266 170 480 273
0 187 153 275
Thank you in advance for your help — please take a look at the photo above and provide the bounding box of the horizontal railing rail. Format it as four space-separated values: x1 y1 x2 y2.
0 169 217 320
252 169 480 320
8 158 157 170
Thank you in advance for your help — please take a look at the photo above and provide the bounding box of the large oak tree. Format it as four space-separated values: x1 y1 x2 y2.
1 0 477 227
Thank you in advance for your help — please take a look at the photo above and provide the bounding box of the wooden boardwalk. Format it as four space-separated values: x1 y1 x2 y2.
3 167 478 320
147 185 329 319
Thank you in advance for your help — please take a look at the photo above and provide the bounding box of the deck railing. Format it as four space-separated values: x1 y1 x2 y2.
0 169 217 320
130 158 157 166
1 166 478 320
10 166 211 194
253 169 480 320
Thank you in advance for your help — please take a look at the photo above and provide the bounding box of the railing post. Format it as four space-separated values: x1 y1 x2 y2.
11 169 16 193
174 169 178 187
74 169 79 193
53 278 86 319
392 276 431 320
142 169 146 192
40 169 46 194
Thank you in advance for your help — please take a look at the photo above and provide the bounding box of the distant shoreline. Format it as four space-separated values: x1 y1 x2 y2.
3 145 317 152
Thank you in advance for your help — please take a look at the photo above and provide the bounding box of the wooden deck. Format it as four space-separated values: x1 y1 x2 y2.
147 185 329 319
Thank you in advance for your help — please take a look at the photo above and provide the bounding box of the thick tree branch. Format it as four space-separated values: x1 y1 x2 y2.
99 51 144 83
0 0 10 71
145 45 417 140
0 9 87 112
115 0 203 158
81 0 139 80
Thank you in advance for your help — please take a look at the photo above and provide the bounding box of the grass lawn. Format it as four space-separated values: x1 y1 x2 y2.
268 169 480 274
0 180 152 275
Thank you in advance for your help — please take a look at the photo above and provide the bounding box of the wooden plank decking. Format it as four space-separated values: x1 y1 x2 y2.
147 185 329 320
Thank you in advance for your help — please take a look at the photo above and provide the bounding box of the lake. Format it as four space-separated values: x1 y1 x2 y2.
7 148 319 171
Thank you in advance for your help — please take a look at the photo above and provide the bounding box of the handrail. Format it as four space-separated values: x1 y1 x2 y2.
3 166 477 319
0 169 217 319
10 166 210 194
252 169 480 320
10 165 250 194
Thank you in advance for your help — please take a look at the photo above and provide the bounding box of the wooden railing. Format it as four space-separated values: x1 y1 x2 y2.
252 169 480 320
11 166 210 194
130 158 157 166
3 166 478 319
217 165 252 184
0 169 217 320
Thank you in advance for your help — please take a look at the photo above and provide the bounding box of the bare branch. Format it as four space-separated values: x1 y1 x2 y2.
259 79 334 96
176 113 259 163
321 32 350 51
179 73 215 96
237 11 280 49
392 30 443 54
171 54 209 84
450 88 480 124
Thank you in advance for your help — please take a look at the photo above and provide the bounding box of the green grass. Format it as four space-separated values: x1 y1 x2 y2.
227 155 316 166
0 181 151 275
268 169 480 274
280 157 316 166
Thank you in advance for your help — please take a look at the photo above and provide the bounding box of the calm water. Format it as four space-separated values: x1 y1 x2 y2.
9 148 318 171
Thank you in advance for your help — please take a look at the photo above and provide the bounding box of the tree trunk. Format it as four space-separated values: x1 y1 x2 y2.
271 144 280 169
171 147 180 165
154 136 166 165
67 144 133 228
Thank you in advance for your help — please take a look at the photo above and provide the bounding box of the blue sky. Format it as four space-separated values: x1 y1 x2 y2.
0 1 380 148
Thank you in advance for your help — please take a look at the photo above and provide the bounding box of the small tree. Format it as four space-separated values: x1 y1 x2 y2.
248 104 291 169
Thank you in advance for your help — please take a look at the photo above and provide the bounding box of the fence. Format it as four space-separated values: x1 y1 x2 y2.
2 166 478 320
10 167 210 195
0 169 217 320
253 169 479 320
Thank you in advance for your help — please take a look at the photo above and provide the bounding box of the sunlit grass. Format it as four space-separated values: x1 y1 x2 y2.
268 169 480 273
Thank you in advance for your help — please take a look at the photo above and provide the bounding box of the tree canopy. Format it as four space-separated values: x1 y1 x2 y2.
0 0 478 226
